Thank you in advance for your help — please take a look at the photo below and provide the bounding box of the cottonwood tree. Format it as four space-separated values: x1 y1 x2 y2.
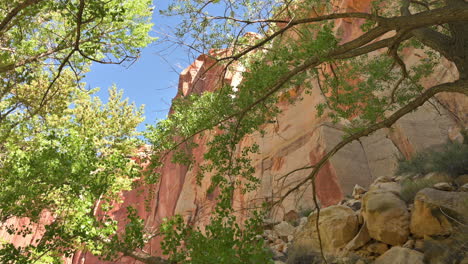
0 0 155 263
142 0 468 263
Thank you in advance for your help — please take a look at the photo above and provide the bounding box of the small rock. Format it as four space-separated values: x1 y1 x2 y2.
369 182 401 195
264 230 278 242
373 176 393 184
284 210 300 223
414 239 424 252
297 217 308 229
272 249 285 259
374 247 424 264
394 176 405 182
272 242 286 253
433 182 454 191
367 242 389 255
264 218 280 229
345 199 362 211
352 184 367 199
287 235 294 243
424 172 451 183
273 221 295 238
403 239 415 249
460 183 468 192
456 174 468 186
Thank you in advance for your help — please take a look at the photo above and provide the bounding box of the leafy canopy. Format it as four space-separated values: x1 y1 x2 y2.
0 0 153 262
145 0 468 263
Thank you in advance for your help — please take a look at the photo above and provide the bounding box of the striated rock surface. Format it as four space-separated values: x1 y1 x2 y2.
410 188 468 238
0 0 466 263
293 205 359 254
361 191 410 246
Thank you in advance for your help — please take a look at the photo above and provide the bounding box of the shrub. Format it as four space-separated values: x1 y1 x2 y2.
399 178 438 203
396 142 468 178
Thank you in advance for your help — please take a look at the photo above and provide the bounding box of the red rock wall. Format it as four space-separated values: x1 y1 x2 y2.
2 1 466 263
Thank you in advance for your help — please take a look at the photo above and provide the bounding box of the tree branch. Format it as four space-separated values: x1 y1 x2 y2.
400 0 455 59
0 0 44 35
279 79 468 204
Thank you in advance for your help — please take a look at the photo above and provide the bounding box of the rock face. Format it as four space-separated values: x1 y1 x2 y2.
343 221 371 251
293 205 359 254
410 188 468 238
361 191 410 246
1 0 466 263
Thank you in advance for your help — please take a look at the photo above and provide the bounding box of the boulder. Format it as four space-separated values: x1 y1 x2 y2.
455 174 468 186
433 182 455 191
274 221 295 238
369 182 401 195
293 205 359 254
460 183 468 192
410 188 468 237
361 191 410 245
366 242 389 255
423 172 451 183
343 221 371 251
374 247 424 264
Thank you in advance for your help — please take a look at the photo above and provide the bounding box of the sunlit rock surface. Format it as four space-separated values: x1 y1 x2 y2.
1 0 465 263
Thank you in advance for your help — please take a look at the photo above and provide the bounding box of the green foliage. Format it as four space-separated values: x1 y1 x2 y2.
397 142 468 178
0 0 153 262
160 207 272 264
0 87 144 262
151 1 465 263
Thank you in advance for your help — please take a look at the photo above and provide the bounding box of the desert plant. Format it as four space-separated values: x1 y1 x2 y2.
399 178 438 203
397 142 468 178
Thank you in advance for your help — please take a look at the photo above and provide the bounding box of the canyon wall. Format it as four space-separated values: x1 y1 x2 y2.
73 1 467 263
1 1 466 263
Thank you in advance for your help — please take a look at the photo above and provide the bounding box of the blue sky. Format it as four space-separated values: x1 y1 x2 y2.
83 0 192 131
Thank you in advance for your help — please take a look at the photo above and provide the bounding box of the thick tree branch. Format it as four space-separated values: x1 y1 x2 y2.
400 0 455 61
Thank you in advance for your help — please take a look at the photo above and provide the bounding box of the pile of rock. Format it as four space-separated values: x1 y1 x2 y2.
264 173 468 264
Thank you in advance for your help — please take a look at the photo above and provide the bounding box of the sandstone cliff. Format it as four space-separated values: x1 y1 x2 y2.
1 0 466 263
72 1 468 263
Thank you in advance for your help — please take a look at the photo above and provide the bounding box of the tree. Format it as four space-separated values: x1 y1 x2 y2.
0 0 153 263
143 0 468 262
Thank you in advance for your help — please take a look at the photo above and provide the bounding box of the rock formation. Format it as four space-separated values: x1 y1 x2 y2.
268 172 468 263
1 0 467 263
